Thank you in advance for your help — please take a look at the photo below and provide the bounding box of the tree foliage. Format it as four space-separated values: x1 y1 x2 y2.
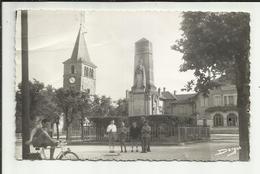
16 79 61 132
172 12 250 93
16 79 129 138
54 89 80 126
114 98 128 116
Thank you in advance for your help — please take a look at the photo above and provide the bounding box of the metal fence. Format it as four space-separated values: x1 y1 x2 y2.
66 126 210 143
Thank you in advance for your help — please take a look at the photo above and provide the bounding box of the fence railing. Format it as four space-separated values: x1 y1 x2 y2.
65 126 210 143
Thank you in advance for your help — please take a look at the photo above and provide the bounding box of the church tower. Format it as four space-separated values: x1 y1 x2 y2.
127 38 160 116
63 14 97 94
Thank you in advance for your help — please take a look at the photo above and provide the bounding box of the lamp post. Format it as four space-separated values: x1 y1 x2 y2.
21 10 31 159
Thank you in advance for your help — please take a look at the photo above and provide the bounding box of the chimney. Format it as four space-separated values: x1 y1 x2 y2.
174 90 177 95
163 87 166 92
158 88 161 95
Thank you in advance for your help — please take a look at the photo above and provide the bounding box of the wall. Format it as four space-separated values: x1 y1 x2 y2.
165 103 194 116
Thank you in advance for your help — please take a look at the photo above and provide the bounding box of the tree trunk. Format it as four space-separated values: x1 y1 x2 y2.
56 123 59 140
66 124 69 141
80 111 84 141
63 111 70 141
81 120 84 141
65 117 70 140
236 55 250 161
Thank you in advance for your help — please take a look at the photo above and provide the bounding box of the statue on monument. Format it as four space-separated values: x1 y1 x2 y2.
134 58 146 89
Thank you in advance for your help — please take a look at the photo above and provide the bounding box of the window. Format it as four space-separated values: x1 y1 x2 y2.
84 67 89 77
203 119 207 127
228 96 234 105
89 69 92 78
84 67 86 76
214 95 222 106
71 65 75 74
223 95 236 106
213 114 223 127
90 69 94 78
181 106 185 114
227 113 237 127
200 96 209 107
224 96 228 106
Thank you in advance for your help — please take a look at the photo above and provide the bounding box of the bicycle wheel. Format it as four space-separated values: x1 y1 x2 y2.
59 151 79 160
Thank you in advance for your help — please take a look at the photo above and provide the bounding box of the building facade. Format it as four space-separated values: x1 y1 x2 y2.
195 83 238 133
160 82 238 133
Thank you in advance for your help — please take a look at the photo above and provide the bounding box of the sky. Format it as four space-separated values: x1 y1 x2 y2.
16 10 195 100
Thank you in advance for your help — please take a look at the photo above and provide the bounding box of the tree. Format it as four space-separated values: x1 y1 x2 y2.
91 95 102 116
91 95 115 117
76 92 92 140
172 12 250 160
54 88 81 140
42 85 62 138
16 79 49 125
16 79 45 122
100 95 114 116
16 80 61 136
114 98 128 116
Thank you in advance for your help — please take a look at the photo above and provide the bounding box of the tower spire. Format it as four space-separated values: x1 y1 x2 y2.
80 11 85 27
63 11 96 68
80 11 87 34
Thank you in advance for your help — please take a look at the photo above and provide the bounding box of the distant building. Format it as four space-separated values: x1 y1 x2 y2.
160 89 196 117
160 81 238 133
63 24 97 94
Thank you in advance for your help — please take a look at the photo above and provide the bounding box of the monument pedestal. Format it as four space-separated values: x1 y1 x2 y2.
128 91 151 116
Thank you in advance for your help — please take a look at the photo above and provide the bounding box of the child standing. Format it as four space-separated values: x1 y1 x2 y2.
106 120 117 153
118 121 128 153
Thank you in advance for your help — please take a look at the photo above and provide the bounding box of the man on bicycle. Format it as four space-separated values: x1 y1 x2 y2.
26 118 58 159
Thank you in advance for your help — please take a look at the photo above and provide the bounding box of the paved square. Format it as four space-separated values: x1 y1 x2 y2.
16 134 239 161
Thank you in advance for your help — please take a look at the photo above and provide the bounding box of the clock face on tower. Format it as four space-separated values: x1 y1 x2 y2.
69 77 76 84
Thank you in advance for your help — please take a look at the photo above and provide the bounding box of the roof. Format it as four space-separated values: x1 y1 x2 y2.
160 90 197 104
160 91 177 100
174 94 197 101
64 26 97 68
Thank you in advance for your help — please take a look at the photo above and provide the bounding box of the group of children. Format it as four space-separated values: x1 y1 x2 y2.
106 119 151 153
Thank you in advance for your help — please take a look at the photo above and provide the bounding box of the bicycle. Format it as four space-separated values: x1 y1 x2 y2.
29 140 79 160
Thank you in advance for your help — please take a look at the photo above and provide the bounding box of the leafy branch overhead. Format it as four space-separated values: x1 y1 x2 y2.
172 12 250 93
